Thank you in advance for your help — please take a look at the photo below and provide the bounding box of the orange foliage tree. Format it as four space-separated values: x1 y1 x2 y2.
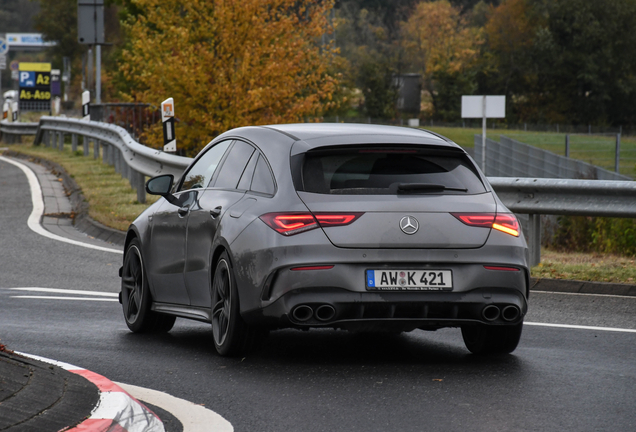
401 0 481 119
118 0 340 155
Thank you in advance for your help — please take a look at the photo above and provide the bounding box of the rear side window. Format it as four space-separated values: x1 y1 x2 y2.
300 146 485 195
250 155 276 195
213 141 255 189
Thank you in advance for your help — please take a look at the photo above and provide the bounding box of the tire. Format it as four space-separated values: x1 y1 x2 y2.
121 238 176 333
461 321 523 355
211 252 266 356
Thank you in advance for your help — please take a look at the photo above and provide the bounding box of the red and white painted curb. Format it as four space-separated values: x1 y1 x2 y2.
17 353 164 432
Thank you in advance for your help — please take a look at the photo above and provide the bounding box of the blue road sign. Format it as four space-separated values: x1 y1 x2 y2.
19 71 35 87
0 38 8 55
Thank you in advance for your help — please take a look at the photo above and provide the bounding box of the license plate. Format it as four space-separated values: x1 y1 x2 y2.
366 269 453 291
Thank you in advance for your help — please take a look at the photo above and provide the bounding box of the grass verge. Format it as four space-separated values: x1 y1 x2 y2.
426 126 636 178
3 139 157 232
534 249 636 284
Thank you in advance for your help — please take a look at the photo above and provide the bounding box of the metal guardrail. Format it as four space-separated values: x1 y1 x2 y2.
0 121 39 144
3 116 635 267
33 116 191 203
489 177 636 266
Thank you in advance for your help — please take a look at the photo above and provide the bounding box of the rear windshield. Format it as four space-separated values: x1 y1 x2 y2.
298 146 486 195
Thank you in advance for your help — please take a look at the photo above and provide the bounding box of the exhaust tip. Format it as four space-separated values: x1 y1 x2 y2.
501 305 520 322
482 305 500 322
292 305 313 322
315 304 336 322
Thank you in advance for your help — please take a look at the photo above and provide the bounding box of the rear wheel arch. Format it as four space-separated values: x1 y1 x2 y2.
124 229 139 253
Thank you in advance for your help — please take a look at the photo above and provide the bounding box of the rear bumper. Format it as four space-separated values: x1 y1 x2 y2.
242 287 527 331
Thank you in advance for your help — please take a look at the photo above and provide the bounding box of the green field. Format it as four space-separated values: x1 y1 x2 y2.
426 126 636 178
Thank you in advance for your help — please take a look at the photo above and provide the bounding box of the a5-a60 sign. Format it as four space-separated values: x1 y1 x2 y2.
19 62 51 101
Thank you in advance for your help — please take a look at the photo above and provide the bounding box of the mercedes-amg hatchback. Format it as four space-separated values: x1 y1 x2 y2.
120 124 529 356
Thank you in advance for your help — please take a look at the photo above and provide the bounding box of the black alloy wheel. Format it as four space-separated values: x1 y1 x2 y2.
211 256 232 348
121 238 175 333
211 251 267 356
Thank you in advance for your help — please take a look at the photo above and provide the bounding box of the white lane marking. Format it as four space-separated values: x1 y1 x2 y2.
0 155 123 254
531 290 636 299
526 322 636 333
10 296 118 301
9 287 118 297
117 382 234 432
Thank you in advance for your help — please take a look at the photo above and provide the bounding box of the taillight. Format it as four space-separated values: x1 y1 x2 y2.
492 214 520 237
260 212 363 236
452 213 520 237
314 213 362 226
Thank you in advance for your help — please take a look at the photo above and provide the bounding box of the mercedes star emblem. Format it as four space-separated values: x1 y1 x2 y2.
399 216 419 235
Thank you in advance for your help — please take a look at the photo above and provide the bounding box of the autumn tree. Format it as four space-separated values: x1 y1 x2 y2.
118 0 340 155
401 0 481 120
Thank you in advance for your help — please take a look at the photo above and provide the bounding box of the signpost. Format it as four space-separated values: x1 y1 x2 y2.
18 62 52 112
0 34 8 106
82 91 90 120
461 95 506 174
161 98 176 153
78 0 105 104
11 101 18 122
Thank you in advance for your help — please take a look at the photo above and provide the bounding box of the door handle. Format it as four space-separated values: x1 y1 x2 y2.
210 206 222 218
177 205 190 217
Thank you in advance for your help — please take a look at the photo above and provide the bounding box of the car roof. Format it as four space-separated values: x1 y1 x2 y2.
262 123 450 144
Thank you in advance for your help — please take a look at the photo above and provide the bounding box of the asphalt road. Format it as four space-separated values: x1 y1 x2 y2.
1 158 636 432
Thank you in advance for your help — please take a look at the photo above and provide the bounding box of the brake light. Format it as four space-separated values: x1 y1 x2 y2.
452 213 520 237
314 213 363 226
260 213 317 236
260 212 364 236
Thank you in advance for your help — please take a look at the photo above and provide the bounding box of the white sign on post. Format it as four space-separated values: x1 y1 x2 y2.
461 95 506 174
161 98 176 153
11 101 18 122
81 91 90 121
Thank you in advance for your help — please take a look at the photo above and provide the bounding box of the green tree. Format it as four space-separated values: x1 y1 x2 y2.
0 0 40 32
475 0 545 122
33 0 83 69
334 0 418 118
533 0 636 126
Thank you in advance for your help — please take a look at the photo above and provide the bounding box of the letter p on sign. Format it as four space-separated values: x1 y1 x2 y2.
162 98 176 153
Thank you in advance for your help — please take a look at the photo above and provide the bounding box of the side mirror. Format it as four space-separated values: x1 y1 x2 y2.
146 174 174 196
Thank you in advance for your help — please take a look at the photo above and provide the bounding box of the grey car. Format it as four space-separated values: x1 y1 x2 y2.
119 123 529 356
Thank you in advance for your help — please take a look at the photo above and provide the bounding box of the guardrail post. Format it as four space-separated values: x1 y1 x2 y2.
115 149 122 174
94 139 100 159
58 132 64 151
131 169 146 204
615 133 621 173
527 214 541 267
123 153 128 178
83 136 89 156
102 143 108 164
71 134 78 152
43 131 49 147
